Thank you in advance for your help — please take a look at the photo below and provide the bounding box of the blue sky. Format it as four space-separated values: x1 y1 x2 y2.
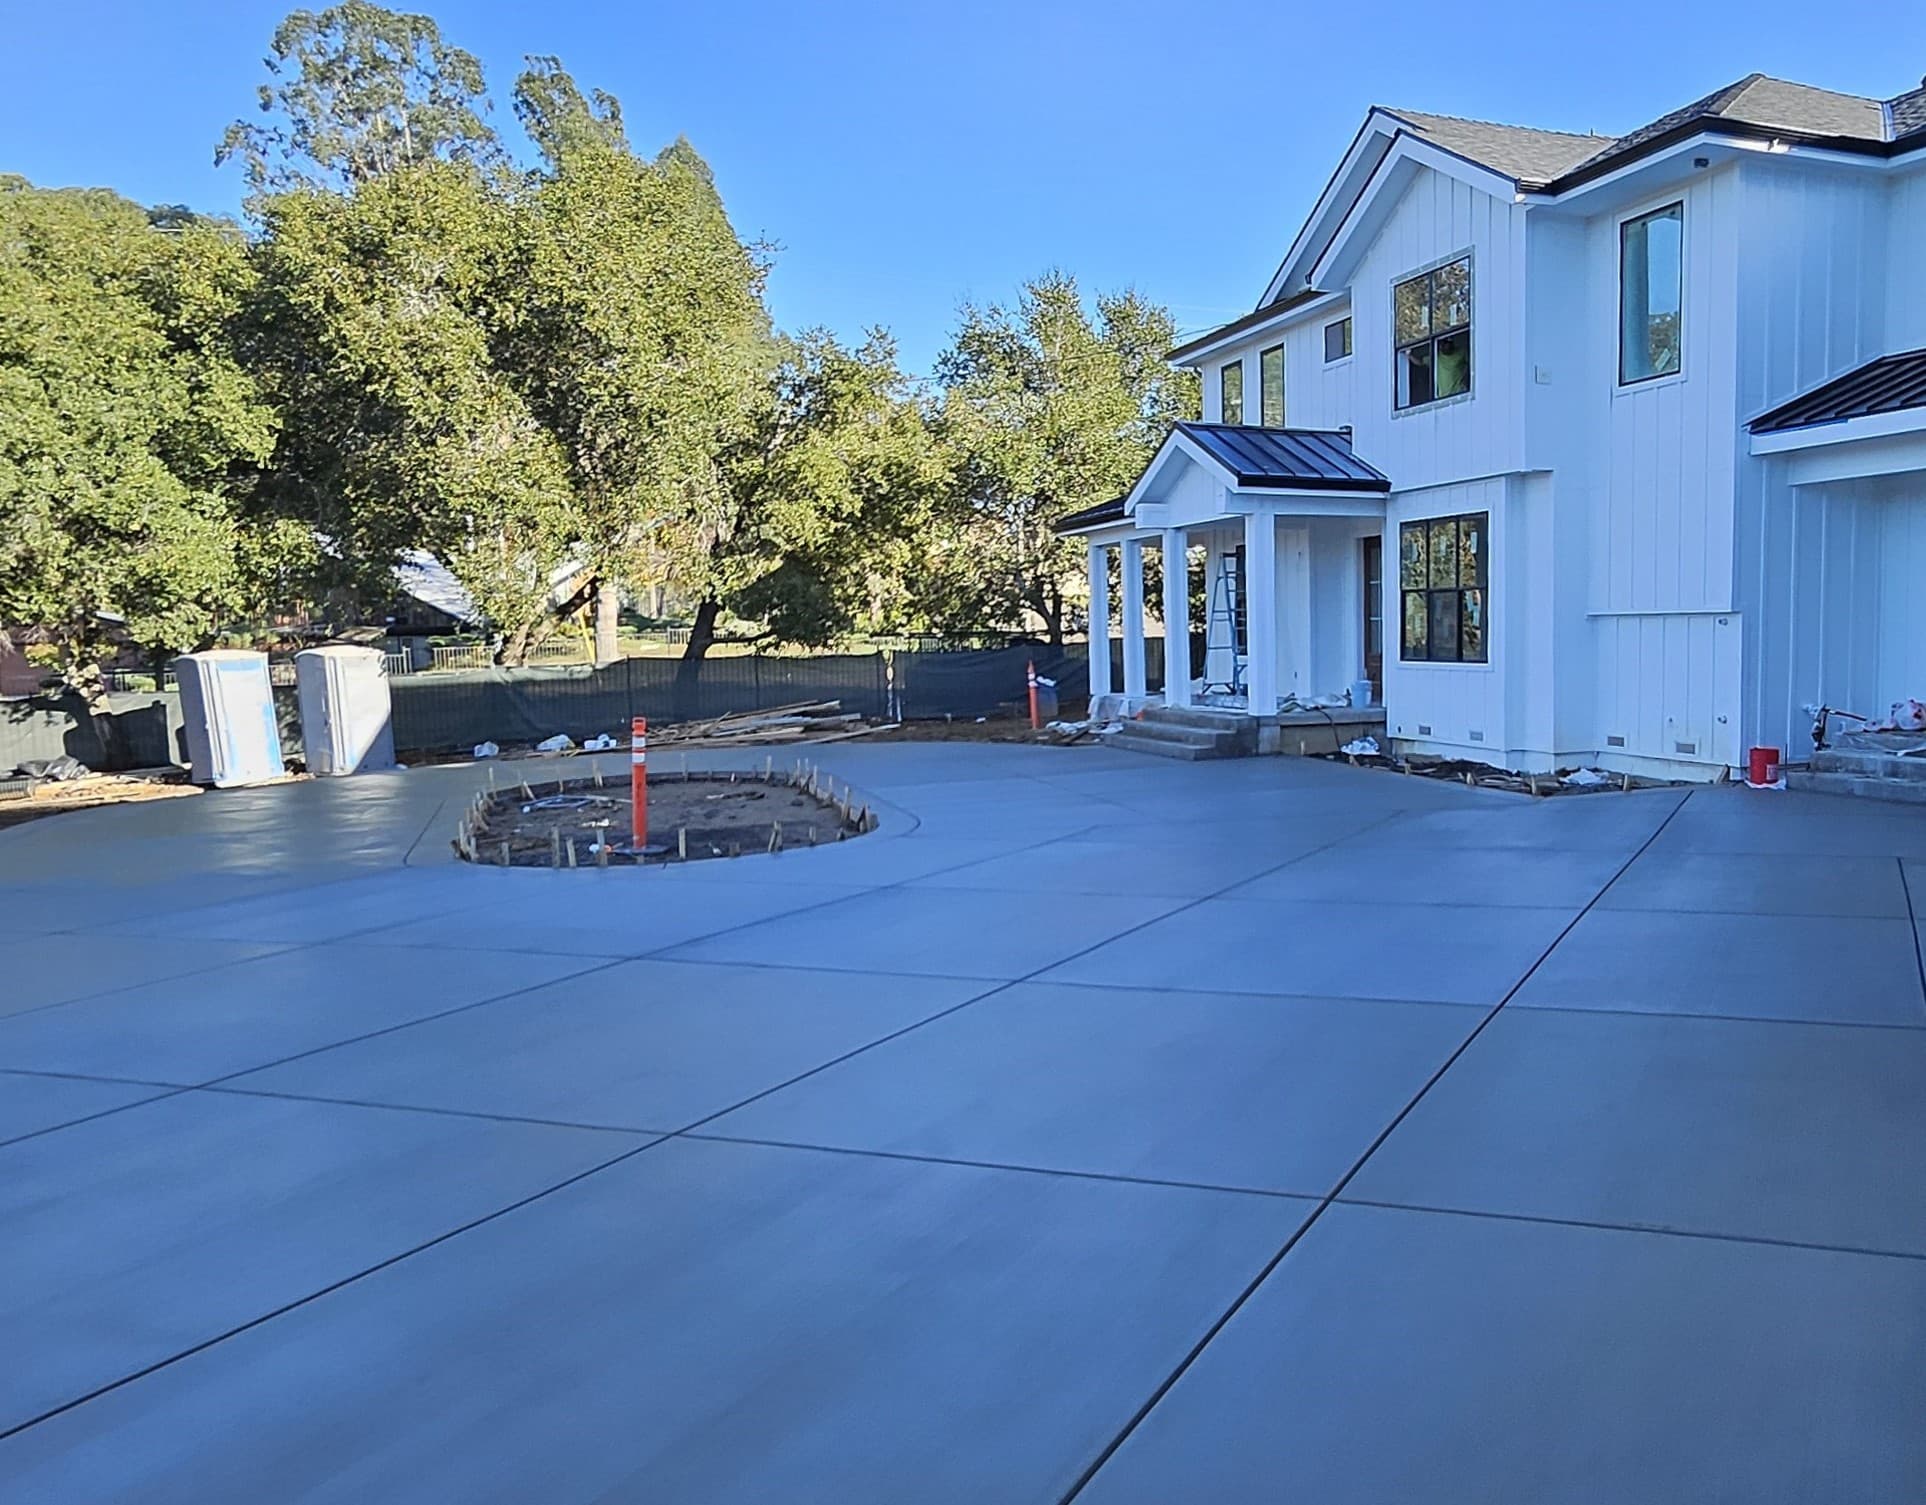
6 0 1924 375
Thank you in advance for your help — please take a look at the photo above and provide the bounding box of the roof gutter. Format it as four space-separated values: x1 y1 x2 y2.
1166 290 1347 366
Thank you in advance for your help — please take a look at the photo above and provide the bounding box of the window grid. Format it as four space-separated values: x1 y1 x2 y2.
1323 317 1352 363
1398 511 1488 663
1393 257 1471 410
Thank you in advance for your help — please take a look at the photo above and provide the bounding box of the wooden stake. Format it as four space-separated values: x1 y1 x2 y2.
498 841 511 866
551 829 563 868
767 824 780 854
566 837 578 868
677 827 687 860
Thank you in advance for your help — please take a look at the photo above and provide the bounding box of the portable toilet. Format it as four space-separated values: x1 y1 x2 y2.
174 651 286 787
295 645 397 776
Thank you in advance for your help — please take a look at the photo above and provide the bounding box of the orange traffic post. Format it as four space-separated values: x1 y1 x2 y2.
1026 658 1040 730
630 716 648 848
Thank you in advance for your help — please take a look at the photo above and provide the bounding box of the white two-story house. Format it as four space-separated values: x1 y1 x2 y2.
1063 72 1926 778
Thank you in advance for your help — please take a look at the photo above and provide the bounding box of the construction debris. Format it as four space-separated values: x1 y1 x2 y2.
454 755 877 868
646 701 863 750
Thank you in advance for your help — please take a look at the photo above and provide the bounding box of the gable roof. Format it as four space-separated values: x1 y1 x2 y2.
1378 109 1605 189
1748 348 1926 433
1177 72 1926 361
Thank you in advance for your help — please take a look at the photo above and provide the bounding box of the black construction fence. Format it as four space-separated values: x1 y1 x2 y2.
0 638 1176 773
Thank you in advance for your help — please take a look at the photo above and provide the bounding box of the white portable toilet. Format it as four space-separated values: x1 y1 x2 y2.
295 645 397 776
174 651 286 787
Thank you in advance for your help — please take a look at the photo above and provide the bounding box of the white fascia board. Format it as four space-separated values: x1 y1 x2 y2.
1750 406 1926 456
1062 521 1136 544
1223 490 1388 520
1532 132 1895 214
1260 115 1400 306
1171 291 1347 369
1123 429 1240 516
1310 134 1520 289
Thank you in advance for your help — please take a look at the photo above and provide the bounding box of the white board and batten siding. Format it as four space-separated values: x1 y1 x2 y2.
1732 159 1913 756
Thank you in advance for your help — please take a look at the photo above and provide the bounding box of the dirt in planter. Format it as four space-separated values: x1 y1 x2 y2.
456 768 872 867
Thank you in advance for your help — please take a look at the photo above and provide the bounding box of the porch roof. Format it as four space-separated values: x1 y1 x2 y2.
1175 422 1391 492
1749 347 1926 434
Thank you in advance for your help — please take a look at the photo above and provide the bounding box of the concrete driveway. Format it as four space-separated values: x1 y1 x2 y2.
2 744 1923 1502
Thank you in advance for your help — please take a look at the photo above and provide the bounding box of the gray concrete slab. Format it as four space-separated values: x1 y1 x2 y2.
1600 850 1913 917
359 873 874 958
0 934 292 1017
1223 842 1628 908
663 884 1189 980
708 981 1484 1194
0 1070 168 1145
0 1137 1311 1505
228 960 993 1131
0 1090 641 1434
1041 896 1576 1005
0 943 606 1084
1074 1202 1926 1505
1513 908 1925 1025
4 748 1924 1497
1346 1007 1926 1254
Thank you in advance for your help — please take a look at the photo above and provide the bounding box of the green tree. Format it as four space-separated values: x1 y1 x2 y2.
930 272 1197 642
218 0 504 197
666 329 944 706
496 59 769 665
0 179 292 716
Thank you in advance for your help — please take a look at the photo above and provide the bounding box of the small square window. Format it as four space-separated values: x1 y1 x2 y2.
1323 317 1352 363
1398 511 1489 663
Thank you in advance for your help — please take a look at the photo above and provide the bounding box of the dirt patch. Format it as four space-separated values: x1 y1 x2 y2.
867 711 1097 746
1317 750 1698 796
457 766 873 867
0 770 203 830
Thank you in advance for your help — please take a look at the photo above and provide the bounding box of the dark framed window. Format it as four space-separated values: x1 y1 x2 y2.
1398 511 1487 663
1323 316 1352 363
1220 361 1244 425
1620 202 1682 384
1259 344 1284 427
1393 256 1471 409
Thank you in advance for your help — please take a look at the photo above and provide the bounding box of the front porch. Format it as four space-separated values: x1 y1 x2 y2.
1062 423 1392 755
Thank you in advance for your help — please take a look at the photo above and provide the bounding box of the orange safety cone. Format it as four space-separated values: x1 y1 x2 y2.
630 716 648 847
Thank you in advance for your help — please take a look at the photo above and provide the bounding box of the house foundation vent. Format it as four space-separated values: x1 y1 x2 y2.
1417 723 1432 736
1467 730 1484 742
1606 735 1626 747
1675 741 1697 756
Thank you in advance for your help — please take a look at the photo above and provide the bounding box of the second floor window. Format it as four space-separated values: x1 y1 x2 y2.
1323 317 1352 362
1620 203 1682 384
1220 362 1244 425
1259 345 1284 426
1394 256 1471 410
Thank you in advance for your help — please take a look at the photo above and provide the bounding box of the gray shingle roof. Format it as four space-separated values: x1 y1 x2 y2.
1379 109 1607 189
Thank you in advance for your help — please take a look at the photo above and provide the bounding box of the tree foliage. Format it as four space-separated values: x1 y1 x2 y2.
0 180 295 701
929 272 1197 641
218 0 503 196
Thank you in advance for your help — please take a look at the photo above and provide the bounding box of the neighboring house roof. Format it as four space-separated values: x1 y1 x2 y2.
1176 72 1926 359
1378 109 1606 188
1054 497 1128 535
1178 423 1391 491
394 551 481 625
1748 348 1926 433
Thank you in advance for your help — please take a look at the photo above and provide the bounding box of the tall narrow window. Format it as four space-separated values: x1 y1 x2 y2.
1259 345 1285 427
1393 256 1471 410
1398 512 1487 663
1620 203 1682 384
1220 362 1244 425
1324 317 1352 362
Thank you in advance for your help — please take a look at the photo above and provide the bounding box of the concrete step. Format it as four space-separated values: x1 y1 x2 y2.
1140 704 1251 735
1126 720 1236 751
1811 747 1926 780
1785 769 1926 804
1108 730 1220 761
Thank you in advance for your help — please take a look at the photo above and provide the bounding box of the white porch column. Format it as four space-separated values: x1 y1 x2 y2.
1161 528 1191 706
1244 510 1278 714
1086 541 1112 701
1120 536 1147 699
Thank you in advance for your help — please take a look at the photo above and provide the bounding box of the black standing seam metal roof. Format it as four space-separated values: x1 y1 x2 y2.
1053 496 1128 533
1749 348 1926 433
1176 422 1391 491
